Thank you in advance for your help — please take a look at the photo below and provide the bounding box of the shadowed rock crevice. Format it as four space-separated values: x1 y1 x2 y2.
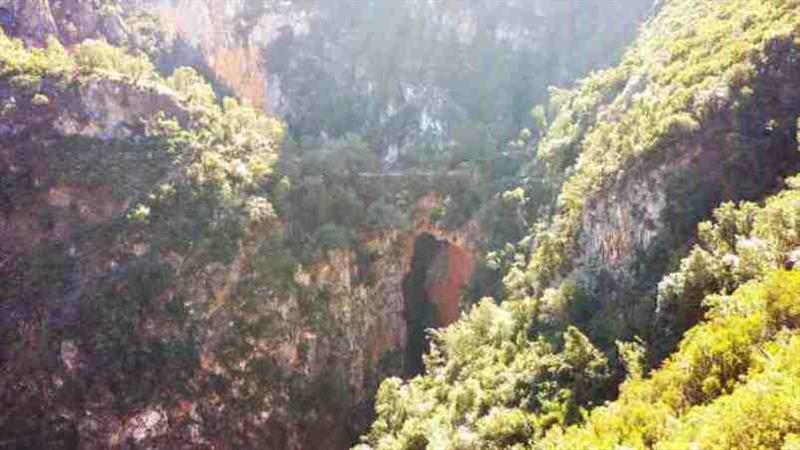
402 233 474 376
403 233 443 376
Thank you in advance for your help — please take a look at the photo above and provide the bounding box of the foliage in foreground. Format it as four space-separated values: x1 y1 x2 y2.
540 269 800 450
358 172 800 449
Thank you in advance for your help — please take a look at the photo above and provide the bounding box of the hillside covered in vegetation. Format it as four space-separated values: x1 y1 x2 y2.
358 0 800 448
2 0 800 449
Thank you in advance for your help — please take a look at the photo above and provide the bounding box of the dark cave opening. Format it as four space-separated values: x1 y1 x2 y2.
402 233 446 377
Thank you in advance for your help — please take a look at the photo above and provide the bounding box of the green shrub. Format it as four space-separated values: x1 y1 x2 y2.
73 39 156 83
539 269 800 449
313 223 357 252
366 198 409 228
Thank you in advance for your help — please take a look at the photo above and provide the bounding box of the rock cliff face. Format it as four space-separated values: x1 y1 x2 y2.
572 42 800 343
0 0 130 46
305 203 480 392
0 64 193 450
147 0 653 169
511 1 800 349
427 241 475 326
0 63 481 446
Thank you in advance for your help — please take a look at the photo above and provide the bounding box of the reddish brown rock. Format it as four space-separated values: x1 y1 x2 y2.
427 242 474 327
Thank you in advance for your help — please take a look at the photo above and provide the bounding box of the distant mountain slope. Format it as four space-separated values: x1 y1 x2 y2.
147 0 652 170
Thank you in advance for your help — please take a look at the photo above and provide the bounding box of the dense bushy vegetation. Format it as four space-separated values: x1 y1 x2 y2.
656 176 800 355
359 173 800 449
357 297 610 449
358 0 800 448
541 268 800 449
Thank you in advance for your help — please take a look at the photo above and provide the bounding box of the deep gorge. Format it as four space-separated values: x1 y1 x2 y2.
4 0 800 449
